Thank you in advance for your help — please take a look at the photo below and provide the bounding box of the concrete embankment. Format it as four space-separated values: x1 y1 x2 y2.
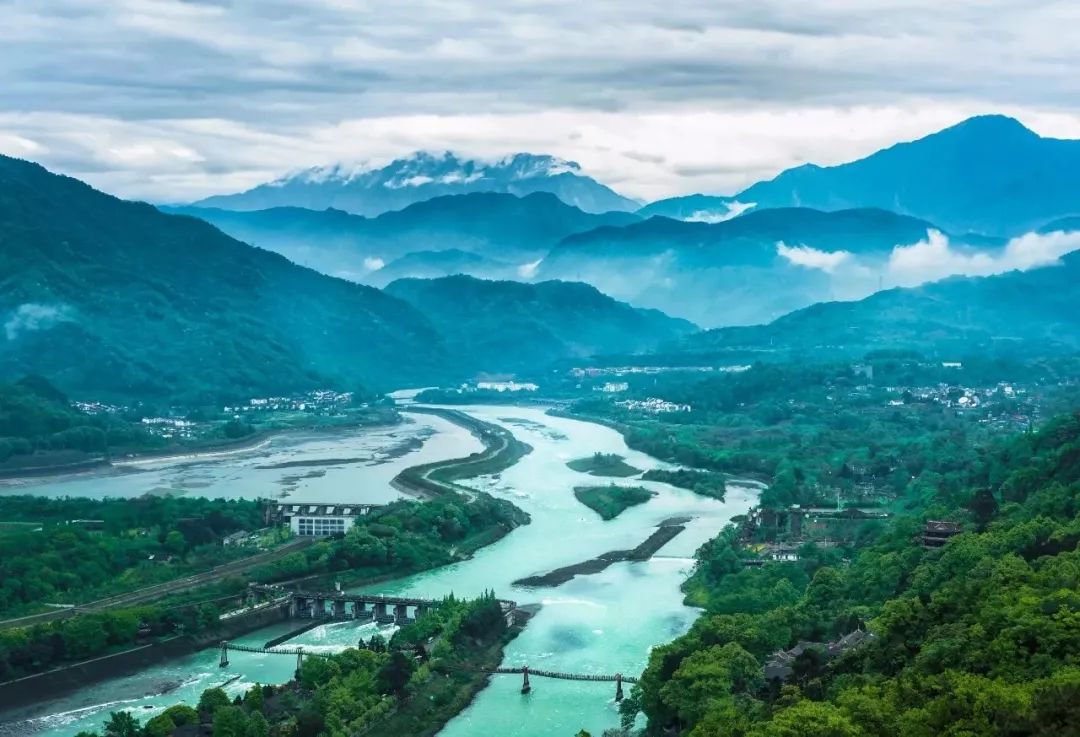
0 602 291 712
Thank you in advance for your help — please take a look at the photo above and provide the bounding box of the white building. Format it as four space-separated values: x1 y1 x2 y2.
266 502 380 537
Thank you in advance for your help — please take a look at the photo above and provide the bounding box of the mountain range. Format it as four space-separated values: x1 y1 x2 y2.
192 152 639 216
169 192 639 282
536 207 972 327
0 155 684 400
171 115 1080 330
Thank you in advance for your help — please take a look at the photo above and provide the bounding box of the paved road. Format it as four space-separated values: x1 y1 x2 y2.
0 539 313 631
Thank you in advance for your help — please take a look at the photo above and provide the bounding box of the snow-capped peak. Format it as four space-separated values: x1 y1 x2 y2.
271 152 583 190
197 150 637 216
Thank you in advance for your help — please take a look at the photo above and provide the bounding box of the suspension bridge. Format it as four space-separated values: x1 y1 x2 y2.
489 666 638 700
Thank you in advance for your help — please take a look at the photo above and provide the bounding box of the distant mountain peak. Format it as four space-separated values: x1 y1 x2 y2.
196 151 628 216
735 113 1080 236
945 114 1035 137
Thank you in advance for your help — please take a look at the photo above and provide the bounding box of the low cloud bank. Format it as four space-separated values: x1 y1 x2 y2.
686 201 756 224
777 228 1080 297
776 242 852 273
888 229 1080 286
4 303 73 340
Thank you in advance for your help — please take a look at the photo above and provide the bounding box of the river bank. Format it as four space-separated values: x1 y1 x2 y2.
391 407 533 499
0 411 404 485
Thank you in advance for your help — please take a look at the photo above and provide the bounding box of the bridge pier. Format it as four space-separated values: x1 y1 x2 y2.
219 641 229 668
354 602 372 621
394 604 409 624
295 648 304 679
615 673 623 702
521 666 531 695
333 600 346 620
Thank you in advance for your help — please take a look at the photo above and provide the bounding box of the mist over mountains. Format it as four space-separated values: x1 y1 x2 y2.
0 155 681 400
681 248 1080 358
4 113 1080 399
169 192 638 283
173 115 1080 330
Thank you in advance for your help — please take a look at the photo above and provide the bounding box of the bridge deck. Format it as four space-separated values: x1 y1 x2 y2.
491 667 638 683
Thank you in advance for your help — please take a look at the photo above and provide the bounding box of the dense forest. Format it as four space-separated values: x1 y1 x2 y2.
568 356 1071 511
0 153 448 402
617 411 1080 736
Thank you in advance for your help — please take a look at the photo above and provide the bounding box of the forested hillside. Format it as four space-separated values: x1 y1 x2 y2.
0 155 447 402
385 275 696 373
683 250 1080 357
624 410 1080 736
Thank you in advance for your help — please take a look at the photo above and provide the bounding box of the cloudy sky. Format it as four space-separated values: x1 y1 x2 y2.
4 0 1080 202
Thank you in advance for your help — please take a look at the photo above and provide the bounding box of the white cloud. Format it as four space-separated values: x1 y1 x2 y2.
2 1 1080 201
517 259 542 279
777 243 852 273
686 200 756 223
777 227 1080 303
8 104 1080 203
4 303 74 340
363 257 386 271
886 229 1080 286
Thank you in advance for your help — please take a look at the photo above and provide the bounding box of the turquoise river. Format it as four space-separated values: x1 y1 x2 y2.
0 406 758 737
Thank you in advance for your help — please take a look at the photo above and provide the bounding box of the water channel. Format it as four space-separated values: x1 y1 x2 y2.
0 406 758 737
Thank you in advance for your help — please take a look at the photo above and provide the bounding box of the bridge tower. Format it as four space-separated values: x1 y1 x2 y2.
219 642 229 668
521 665 531 694
295 647 304 679
615 673 624 702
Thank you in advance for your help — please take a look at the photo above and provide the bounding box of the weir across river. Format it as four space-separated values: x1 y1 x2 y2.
245 583 516 626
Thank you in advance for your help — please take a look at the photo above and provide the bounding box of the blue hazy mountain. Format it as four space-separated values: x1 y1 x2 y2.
191 151 639 216
367 250 518 288
681 250 1080 356
536 207 967 327
735 115 1080 236
636 194 747 222
170 192 640 281
384 275 697 373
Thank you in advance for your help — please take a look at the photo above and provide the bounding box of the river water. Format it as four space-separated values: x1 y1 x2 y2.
0 406 757 737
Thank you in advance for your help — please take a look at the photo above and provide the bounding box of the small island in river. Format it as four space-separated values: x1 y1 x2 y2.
566 452 642 477
574 484 655 520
